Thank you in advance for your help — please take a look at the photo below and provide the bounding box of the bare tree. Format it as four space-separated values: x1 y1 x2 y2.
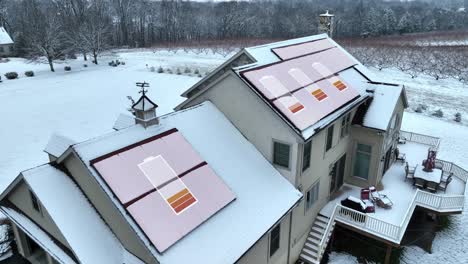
80 0 110 64
20 0 64 72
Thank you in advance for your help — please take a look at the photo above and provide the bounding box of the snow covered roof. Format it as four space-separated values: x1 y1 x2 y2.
244 34 328 66
132 95 158 111
179 34 394 140
0 27 13 45
64 102 301 263
44 133 75 158
1 206 77 264
10 164 143 264
113 113 135 130
362 84 404 131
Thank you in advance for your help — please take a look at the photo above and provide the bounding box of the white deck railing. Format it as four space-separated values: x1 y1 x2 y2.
327 188 465 245
400 130 441 151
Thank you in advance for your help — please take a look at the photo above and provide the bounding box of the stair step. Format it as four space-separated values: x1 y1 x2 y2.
304 242 319 252
315 220 328 229
302 247 319 257
306 236 320 245
316 215 329 224
300 253 319 264
309 231 323 240
311 225 325 234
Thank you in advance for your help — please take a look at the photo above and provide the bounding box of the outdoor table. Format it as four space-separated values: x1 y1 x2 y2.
414 164 443 184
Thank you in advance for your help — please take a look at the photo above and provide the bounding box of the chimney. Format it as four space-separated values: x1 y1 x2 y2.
130 82 159 128
318 10 335 38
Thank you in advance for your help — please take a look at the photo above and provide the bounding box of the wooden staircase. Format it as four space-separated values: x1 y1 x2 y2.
299 214 335 264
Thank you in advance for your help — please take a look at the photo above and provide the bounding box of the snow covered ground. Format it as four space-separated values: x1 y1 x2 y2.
372 68 468 126
0 49 467 263
0 50 228 192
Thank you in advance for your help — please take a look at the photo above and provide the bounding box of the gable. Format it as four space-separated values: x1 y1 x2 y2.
5 179 73 252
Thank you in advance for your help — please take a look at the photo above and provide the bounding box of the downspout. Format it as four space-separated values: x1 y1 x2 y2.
287 211 293 264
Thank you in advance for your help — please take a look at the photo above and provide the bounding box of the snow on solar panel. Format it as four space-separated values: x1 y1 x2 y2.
241 47 360 131
272 38 336 60
91 129 236 252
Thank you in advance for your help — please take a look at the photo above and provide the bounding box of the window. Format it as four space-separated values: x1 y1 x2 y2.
325 125 334 152
311 89 328 101
273 141 290 168
29 190 41 213
269 224 281 257
305 181 320 211
353 144 372 179
340 113 351 138
302 141 312 172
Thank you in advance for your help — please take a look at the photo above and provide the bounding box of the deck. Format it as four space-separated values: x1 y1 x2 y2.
320 131 467 245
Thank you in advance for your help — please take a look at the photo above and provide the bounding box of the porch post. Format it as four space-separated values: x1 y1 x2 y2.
384 244 392 264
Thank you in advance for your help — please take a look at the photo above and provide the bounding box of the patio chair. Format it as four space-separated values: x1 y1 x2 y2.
438 175 453 193
434 160 444 170
395 148 406 163
370 191 393 209
426 181 438 193
414 178 425 189
398 136 407 144
441 172 453 183
405 162 415 182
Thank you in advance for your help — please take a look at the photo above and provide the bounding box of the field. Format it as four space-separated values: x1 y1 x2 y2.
0 49 467 263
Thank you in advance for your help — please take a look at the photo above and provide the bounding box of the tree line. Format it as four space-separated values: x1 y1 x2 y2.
0 0 466 72
342 34 468 84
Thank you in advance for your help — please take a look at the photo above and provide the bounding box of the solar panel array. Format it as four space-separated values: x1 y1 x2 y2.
241 46 360 131
271 38 336 60
92 129 236 252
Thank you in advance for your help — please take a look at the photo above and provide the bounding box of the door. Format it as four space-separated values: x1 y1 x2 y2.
337 154 346 189
382 148 392 176
330 154 346 194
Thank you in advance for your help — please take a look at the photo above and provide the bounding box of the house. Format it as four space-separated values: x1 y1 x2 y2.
0 96 302 264
175 34 467 263
1 34 466 264
0 27 14 57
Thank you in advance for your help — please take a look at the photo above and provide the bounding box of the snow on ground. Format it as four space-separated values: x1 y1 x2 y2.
372 68 468 126
329 112 468 264
0 49 224 193
1 48 467 263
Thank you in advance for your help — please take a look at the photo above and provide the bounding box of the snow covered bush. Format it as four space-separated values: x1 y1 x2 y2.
157 66 164 73
150 66 156 72
194 69 200 75
432 109 444 118
176 68 182 75
25 71 34 77
108 61 117 67
121 61 125 65
415 104 428 113
455 113 462 123
4 72 18 80
197 74 202 78
166 68 173 74
64 66 72 71
184 67 191 74
83 64 88 68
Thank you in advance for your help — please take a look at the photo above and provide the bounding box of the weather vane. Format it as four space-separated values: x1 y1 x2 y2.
136 81 149 96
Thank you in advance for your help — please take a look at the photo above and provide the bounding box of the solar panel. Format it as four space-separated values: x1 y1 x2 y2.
91 129 236 252
241 47 360 131
272 38 336 60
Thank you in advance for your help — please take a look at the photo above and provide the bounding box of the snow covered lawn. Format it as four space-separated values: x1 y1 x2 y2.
372 68 468 126
0 48 467 264
0 50 226 192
